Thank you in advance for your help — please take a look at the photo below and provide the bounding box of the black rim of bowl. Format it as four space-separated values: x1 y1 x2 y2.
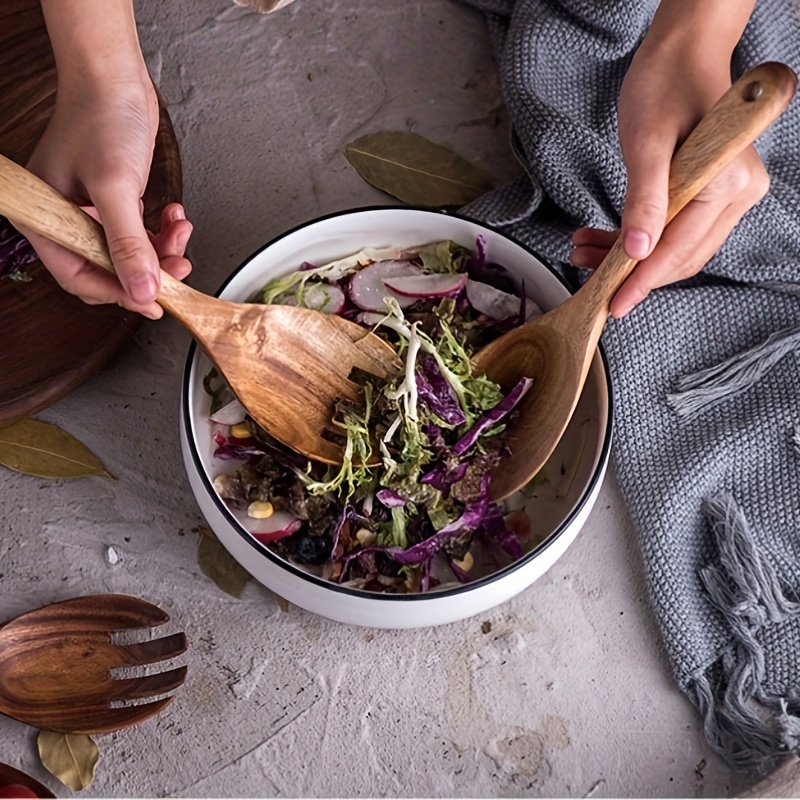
182 205 614 602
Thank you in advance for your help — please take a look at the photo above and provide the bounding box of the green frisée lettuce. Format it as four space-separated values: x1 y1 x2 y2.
206 238 541 593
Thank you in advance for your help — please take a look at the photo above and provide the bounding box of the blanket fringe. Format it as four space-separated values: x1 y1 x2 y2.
666 325 800 419
688 493 800 772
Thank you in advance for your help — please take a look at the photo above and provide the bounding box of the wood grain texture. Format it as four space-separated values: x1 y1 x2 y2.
473 62 797 500
0 0 183 424
0 595 188 735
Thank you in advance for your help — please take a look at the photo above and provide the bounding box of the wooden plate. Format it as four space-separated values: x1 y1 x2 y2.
0 1 182 423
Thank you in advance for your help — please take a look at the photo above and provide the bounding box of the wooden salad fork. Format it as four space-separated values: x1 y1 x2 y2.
0 154 400 465
0 595 188 735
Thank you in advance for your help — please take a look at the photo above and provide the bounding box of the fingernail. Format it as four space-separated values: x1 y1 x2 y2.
623 229 650 260
613 299 635 319
169 205 186 222
569 248 588 268
129 273 157 303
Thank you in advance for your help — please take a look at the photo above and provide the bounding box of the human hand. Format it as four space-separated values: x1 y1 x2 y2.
570 1 765 318
24 74 190 319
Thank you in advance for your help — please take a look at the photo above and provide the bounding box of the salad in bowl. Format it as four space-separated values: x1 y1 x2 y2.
181 208 612 628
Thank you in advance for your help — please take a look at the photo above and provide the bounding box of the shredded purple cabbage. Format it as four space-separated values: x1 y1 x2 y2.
376 488 408 508
213 438 267 461
453 377 533 456
329 504 354 559
420 459 469 492
448 559 471 583
339 544 384 581
415 354 466 426
392 474 490 566
465 235 518 296
480 504 523 559
421 373 534 494
0 216 37 277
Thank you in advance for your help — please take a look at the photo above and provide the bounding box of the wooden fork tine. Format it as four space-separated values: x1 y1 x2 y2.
112 632 188 667
16 595 172 633
48 697 176 736
110 665 187 701
99 595 171 628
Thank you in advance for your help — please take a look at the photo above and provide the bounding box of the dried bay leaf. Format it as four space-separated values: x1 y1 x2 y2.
345 131 494 207
37 731 98 791
196 525 251 598
0 418 113 479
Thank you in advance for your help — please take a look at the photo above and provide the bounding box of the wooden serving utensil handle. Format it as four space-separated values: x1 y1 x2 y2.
0 151 187 314
575 61 797 322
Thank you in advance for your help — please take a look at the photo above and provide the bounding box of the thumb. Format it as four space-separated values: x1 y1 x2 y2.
619 133 672 261
92 183 160 305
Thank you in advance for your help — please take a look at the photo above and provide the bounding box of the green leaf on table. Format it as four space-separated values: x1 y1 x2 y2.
0 418 113 479
345 131 494 207
37 731 98 791
196 525 251 598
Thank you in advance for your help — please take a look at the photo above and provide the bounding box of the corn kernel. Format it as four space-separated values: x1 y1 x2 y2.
452 551 474 573
247 501 274 519
355 528 376 547
230 423 251 439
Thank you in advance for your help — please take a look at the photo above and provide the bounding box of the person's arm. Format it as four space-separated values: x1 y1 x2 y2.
570 0 763 318
27 1 191 317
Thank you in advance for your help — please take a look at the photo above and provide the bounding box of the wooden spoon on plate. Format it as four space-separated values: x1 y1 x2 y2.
0 154 400 465
473 61 798 500
0 594 187 735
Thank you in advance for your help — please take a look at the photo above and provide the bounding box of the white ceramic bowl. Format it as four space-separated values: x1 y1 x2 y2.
181 207 612 628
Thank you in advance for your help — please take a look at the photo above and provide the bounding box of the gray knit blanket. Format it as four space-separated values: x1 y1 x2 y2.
461 0 800 774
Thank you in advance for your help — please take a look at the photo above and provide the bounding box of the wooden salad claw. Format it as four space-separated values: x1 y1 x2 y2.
473 61 798 500
0 595 188 735
0 157 400 465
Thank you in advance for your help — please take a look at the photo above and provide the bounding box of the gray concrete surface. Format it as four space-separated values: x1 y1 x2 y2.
1 1 754 796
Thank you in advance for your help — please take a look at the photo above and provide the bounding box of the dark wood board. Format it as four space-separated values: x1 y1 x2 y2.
0 1 183 423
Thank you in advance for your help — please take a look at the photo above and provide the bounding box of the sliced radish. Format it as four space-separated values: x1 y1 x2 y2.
505 509 532 541
383 272 467 299
301 282 346 314
251 520 303 543
316 246 407 276
356 312 390 331
209 397 247 425
280 282 346 314
348 260 423 311
240 510 302 540
466 279 542 321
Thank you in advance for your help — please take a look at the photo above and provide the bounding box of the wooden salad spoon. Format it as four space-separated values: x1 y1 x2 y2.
473 61 798 500
0 154 399 465
0 594 188 735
